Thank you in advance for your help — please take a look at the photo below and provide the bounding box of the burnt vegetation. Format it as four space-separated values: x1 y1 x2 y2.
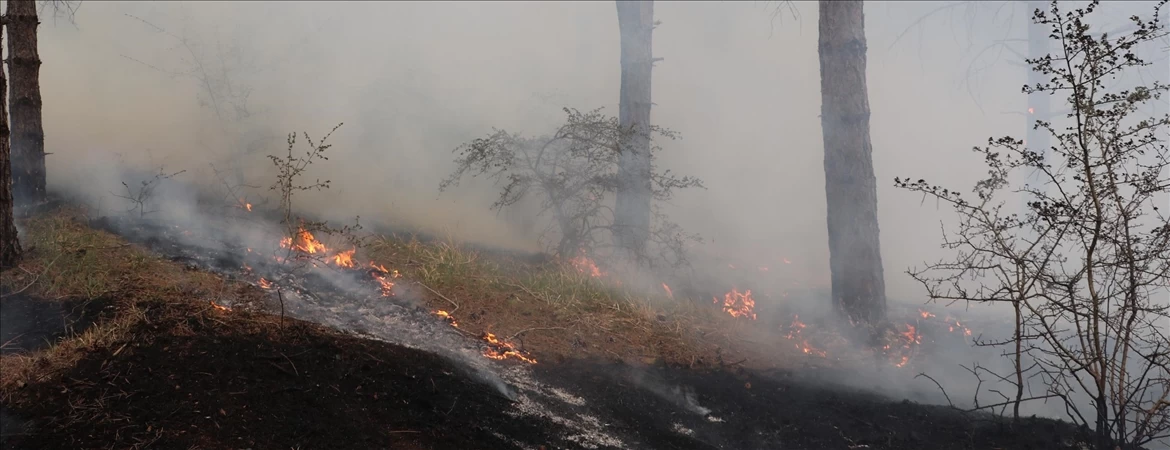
1 1 1168 450
897 1 1170 448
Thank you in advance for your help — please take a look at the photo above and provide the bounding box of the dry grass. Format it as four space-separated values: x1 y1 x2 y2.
365 234 770 367
0 207 267 399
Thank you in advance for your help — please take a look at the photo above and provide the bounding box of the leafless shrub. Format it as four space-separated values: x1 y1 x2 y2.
439 107 703 270
267 123 365 268
897 2 1170 448
111 167 186 219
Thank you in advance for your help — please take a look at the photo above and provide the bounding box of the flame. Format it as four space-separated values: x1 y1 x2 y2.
258 278 273 289
369 262 397 296
1028 107 1035 114
210 301 231 311
568 251 603 278
333 248 356 268
785 315 827 357
662 283 674 299
245 203 253 212
435 310 459 327
919 309 936 319
482 332 537 364
715 288 756 320
783 258 792 264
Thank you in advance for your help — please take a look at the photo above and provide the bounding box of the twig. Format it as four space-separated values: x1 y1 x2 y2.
279 351 299 376
277 289 286 331
415 281 459 313
507 327 567 341
388 430 421 434
915 372 956 408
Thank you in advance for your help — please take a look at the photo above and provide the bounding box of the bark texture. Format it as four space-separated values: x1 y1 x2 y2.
7 0 45 207
0 18 22 269
614 0 654 259
817 0 887 325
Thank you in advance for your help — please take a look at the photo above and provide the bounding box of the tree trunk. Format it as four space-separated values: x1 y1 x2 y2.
614 0 654 260
0 16 22 269
818 0 887 325
7 0 45 208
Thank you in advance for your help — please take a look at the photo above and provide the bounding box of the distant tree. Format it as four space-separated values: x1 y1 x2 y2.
0 15 22 269
440 108 703 269
6 0 45 207
817 0 888 327
614 0 658 261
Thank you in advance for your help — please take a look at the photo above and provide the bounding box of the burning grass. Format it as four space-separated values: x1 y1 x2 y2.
364 235 756 368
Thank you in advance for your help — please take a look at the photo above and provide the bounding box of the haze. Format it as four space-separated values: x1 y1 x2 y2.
38 0 1168 304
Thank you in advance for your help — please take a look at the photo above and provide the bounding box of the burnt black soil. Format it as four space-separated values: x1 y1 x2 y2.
1 307 1089 450
0 294 113 354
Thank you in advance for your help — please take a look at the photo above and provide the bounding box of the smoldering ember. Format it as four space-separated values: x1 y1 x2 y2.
0 1 1167 450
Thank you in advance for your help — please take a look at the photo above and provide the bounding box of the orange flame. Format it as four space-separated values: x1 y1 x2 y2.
245 203 253 212
715 288 757 320
258 278 273 289
210 301 231 311
333 248 356 268
568 252 603 278
369 262 397 296
482 332 537 364
919 309 936 319
435 310 459 327
662 283 674 299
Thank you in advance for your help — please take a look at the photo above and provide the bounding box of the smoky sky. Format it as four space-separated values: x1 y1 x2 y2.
37 0 1169 304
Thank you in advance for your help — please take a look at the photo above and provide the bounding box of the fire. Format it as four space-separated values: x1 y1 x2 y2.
783 258 792 264
715 288 757 320
333 248 356 268
662 283 674 299
482 332 537 364
210 300 231 311
369 261 397 296
1028 107 1035 114
245 203 253 212
258 278 273 289
435 310 459 327
919 309 936 319
785 315 827 357
568 251 603 278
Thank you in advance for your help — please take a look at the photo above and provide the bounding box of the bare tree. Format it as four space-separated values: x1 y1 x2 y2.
6 0 45 207
818 0 887 328
440 108 703 269
614 0 658 260
898 1 1170 447
0 15 21 269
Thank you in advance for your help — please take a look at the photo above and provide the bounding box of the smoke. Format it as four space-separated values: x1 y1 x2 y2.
33 0 1169 430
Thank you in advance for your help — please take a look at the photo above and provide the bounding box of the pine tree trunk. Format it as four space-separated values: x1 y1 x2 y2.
818 0 887 325
0 16 22 269
7 0 45 208
614 0 654 261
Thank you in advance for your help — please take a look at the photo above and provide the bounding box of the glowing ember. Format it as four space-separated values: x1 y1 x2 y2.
210 301 230 311
715 288 756 320
258 278 273 289
333 248 356 268
662 283 674 299
482 332 537 364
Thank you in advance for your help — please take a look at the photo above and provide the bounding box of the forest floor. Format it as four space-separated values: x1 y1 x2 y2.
0 205 1093 450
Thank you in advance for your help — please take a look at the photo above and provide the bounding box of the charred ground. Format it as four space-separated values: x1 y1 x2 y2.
0 205 1093 449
